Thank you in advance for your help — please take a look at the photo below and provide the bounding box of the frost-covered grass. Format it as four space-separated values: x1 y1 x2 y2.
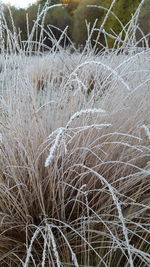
0 1 150 266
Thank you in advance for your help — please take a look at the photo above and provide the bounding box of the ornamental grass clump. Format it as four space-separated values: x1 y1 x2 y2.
1 101 150 266
0 1 150 266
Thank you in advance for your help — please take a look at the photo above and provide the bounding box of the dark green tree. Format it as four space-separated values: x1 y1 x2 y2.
42 5 72 47
138 0 150 46
107 0 141 34
72 0 105 47
100 0 141 47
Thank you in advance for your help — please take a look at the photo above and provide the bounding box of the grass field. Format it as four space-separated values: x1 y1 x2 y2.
0 1 150 266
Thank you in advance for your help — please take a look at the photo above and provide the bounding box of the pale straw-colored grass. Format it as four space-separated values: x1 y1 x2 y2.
0 1 150 266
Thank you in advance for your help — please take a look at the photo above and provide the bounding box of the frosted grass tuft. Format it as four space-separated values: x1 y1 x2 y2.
0 1 150 266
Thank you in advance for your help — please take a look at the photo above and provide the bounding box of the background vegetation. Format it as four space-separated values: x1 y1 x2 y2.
2 0 150 50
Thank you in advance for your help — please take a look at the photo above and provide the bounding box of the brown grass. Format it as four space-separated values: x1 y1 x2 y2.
0 1 150 266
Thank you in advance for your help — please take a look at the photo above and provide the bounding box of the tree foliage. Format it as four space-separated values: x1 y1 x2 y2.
72 0 104 46
43 6 72 47
2 0 149 50
138 0 150 45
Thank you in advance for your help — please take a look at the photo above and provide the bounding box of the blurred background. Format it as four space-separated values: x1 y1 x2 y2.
1 0 150 49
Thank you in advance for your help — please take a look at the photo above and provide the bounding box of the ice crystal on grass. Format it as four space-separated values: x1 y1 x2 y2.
45 109 108 167
45 127 65 167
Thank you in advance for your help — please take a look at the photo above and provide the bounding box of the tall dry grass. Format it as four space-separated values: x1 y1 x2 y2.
0 1 150 266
